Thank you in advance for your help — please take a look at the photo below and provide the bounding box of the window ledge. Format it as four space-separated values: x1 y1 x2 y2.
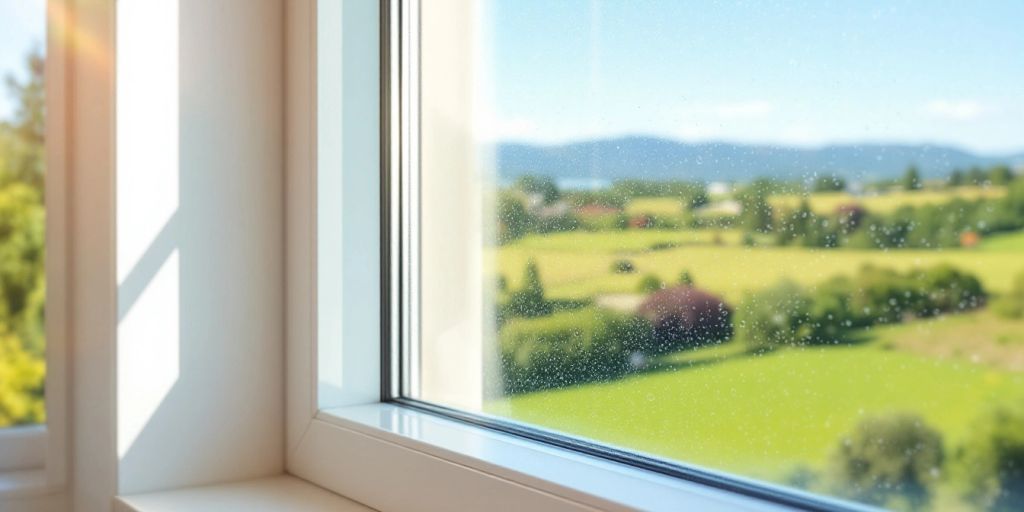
114 475 374 512
299 403 796 512
0 469 50 500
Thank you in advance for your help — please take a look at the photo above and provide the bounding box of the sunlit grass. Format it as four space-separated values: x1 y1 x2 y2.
487 331 1024 482
771 186 1006 214
624 197 686 216
500 236 1024 303
979 229 1024 251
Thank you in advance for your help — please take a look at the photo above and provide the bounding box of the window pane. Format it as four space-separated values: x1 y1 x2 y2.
411 2 1024 510
0 0 46 428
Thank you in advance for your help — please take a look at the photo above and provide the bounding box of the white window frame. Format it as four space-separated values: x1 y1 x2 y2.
0 0 69 499
284 2 861 511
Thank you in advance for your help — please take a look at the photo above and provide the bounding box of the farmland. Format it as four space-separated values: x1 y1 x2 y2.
488 326 1024 481
497 230 1024 303
488 176 1024 510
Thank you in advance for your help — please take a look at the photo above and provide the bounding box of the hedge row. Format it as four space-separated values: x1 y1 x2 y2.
738 264 986 350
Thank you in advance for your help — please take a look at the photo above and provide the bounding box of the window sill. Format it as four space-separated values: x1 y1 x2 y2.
292 402 794 512
0 469 50 500
114 475 373 512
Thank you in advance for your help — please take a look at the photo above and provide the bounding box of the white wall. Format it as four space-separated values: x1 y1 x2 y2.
115 0 284 496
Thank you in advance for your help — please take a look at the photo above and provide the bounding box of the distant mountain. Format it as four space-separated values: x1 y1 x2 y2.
497 136 1020 183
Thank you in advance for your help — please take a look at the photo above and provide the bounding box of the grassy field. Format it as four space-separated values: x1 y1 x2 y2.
625 197 686 216
771 186 1006 214
487 318 1024 482
498 230 1024 303
979 229 1024 251
490 187 1024 509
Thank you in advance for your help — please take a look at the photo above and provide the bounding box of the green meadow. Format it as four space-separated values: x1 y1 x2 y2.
498 230 1024 303
489 184 1024 508
488 328 1024 482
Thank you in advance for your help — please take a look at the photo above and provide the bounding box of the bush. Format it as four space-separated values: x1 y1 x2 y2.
829 413 944 510
678 270 694 286
498 308 653 394
956 405 1024 512
741 265 986 351
736 281 816 350
637 286 732 353
611 259 635 274
636 274 664 294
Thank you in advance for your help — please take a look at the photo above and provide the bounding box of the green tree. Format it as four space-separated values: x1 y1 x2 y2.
989 165 1014 186
829 413 944 511
497 193 534 244
0 48 46 427
957 405 1024 512
736 280 814 351
812 174 846 192
678 270 694 286
737 188 773 234
636 274 663 293
505 259 552 318
902 165 923 191
1 49 44 190
948 169 965 187
515 175 560 204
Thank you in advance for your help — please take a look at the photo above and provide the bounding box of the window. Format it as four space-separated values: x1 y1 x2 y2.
399 2 1024 511
0 0 46 435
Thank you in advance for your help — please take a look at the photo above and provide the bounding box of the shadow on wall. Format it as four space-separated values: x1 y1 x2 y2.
115 0 283 495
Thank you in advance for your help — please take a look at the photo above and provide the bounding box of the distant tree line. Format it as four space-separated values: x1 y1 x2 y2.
773 179 1024 249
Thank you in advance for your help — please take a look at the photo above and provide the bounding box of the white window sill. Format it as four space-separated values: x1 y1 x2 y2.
114 475 373 512
0 469 49 500
297 402 801 512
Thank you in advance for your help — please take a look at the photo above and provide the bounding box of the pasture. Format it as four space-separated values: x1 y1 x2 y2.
488 319 1024 482
770 186 1006 214
498 230 1024 303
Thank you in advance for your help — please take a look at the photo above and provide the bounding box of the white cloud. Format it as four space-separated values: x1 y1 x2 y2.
923 99 987 121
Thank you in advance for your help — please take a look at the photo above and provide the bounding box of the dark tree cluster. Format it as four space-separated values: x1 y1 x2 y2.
637 286 732 353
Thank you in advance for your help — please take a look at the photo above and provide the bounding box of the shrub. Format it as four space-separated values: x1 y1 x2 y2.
611 259 635 274
736 281 815 351
636 274 664 294
829 413 944 510
498 308 653 394
504 260 552 318
637 286 732 353
956 405 1024 512
497 193 534 244
647 241 678 251
678 270 694 286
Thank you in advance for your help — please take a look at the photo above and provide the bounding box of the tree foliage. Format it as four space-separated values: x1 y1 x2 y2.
0 48 46 427
829 413 944 510
956 404 1024 512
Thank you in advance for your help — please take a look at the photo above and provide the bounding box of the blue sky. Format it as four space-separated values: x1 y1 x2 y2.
0 0 45 121
482 0 1024 154
4 1 1022 155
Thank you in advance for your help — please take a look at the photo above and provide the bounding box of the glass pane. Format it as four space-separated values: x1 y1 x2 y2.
411 1 1024 510
0 0 46 428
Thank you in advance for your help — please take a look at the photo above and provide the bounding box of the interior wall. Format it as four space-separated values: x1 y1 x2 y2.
115 0 285 495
